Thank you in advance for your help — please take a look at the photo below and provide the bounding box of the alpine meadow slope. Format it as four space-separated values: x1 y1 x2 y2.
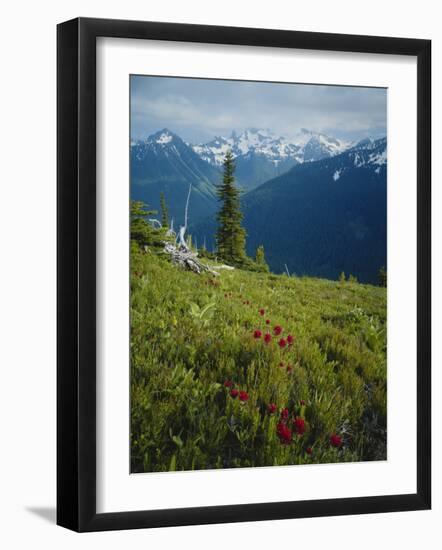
131 249 387 473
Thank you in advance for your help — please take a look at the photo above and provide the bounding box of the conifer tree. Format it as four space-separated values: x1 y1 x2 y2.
130 200 157 247
255 244 269 271
216 151 246 264
160 191 169 229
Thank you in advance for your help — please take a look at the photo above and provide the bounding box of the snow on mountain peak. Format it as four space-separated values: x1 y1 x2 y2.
330 137 387 179
147 128 177 145
191 127 353 166
131 129 184 162
156 131 173 145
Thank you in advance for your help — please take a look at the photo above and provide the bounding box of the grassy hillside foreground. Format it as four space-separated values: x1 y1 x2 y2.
131 249 387 473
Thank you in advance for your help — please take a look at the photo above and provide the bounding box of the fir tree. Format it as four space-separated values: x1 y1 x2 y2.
216 151 246 264
130 200 161 248
160 191 169 229
255 245 269 272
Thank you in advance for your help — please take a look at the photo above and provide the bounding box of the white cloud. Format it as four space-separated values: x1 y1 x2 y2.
130 76 386 143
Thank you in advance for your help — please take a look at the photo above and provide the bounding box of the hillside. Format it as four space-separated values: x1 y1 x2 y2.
131 250 387 473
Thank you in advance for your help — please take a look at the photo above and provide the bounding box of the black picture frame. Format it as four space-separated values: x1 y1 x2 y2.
57 17 431 532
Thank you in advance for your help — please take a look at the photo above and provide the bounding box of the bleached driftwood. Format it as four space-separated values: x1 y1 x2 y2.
178 185 192 250
163 243 219 276
161 184 221 275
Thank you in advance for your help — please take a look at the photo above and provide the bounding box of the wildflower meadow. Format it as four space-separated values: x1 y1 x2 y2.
130 248 387 473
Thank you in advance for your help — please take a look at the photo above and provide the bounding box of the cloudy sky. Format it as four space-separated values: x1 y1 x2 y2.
130 75 386 144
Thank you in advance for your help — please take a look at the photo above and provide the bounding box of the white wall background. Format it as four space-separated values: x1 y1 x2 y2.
0 1 439 548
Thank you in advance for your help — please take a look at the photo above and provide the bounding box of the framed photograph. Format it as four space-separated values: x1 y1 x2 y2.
57 17 431 532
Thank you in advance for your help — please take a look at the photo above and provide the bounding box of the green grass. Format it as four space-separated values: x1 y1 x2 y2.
130 248 387 473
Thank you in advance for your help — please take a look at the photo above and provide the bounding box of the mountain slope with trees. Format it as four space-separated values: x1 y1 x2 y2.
192 138 387 284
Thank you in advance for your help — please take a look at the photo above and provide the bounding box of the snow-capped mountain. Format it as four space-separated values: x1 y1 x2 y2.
331 137 387 180
190 128 351 190
132 128 192 161
293 128 350 162
131 129 220 225
240 136 387 282
191 127 350 167
191 128 300 166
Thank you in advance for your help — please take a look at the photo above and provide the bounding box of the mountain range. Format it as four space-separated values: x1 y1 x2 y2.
130 128 387 283
192 127 349 165
192 128 350 190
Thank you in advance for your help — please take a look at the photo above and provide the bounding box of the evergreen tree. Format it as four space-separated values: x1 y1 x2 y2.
160 192 169 229
130 200 162 248
216 151 246 264
378 266 387 287
339 271 346 283
255 245 269 271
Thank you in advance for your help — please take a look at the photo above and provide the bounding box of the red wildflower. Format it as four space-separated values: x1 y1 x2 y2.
293 416 306 435
259 308 265 316
300 399 306 406
273 325 282 336
267 403 277 414
287 334 294 345
277 421 292 444
224 380 234 388
279 362 284 368
286 365 293 373
306 447 313 455
330 434 343 448
278 338 287 348
264 333 272 344
280 407 289 421
239 391 249 402
265 319 270 325
246 300 250 305
230 389 239 398
253 329 262 339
